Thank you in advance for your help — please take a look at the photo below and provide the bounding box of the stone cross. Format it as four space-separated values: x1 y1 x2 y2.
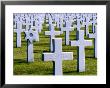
45 24 61 52
23 14 33 31
76 15 81 31
80 14 86 27
43 38 73 75
35 19 42 33
25 26 39 62
56 16 60 28
46 16 53 27
61 21 72 45
14 20 25 47
38 15 45 33
45 14 52 27
91 14 97 33
59 17 64 29
85 15 91 36
70 30 92 72
45 13 49 23
88 28 97 58
49 17 53 25
13 14 20 29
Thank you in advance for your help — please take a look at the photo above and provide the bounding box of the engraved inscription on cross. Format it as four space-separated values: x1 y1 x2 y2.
43 38 73 75
70 30 92 72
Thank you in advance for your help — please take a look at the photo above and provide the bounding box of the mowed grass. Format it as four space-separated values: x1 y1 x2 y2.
13 22 97 75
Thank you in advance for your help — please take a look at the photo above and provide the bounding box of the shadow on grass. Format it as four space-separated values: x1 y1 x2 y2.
86 56 96 59
34 49 49 53
14 59 27 64
41 50 52 61
63 70 89 75
64 70 78 74
34 58 42 61
45 72 53 75
34 50 43 53
34 43 49 46
44 71 81 75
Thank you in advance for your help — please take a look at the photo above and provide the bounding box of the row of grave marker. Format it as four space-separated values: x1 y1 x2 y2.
14 13 97 52
14 13 97 75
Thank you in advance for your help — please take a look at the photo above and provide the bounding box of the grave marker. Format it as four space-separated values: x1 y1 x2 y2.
70 30 92 72
14 20 25 47
91 14 97 33
43 38 73 75
25 26 39 62
61 21 72 45
85 15 91 36
45 24 61 51
76 15 81 31
88 27 97 58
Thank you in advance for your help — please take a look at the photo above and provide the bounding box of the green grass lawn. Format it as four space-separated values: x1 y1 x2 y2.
13 22 97 75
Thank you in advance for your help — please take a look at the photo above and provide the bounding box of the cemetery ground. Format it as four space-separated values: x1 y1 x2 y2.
13 23 97 75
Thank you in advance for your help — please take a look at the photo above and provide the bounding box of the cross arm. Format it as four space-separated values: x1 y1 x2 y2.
54 31 61 35
45 31 50 35
88 33 95 39
61 52 73 60
43 53 55 61
85 40 92 46
70 40 79 46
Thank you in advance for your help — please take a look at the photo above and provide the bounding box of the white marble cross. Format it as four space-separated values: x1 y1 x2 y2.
55 16 60 28
85 15 91 36
80 14 86 27
70 30 92 72
43 38 73 75
45 13 49 23
13 14 20 28
49 17 53 25
37 15 45 32
88 28 97 58
25 26 39 62
35 19 42 33
61 21 72 45
23 14 33 31
59 17 64 29
91 14 97 33
76 16 81 31
45 24 61 52
14 20 25 47
45 14 52 27
46 16 53 27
